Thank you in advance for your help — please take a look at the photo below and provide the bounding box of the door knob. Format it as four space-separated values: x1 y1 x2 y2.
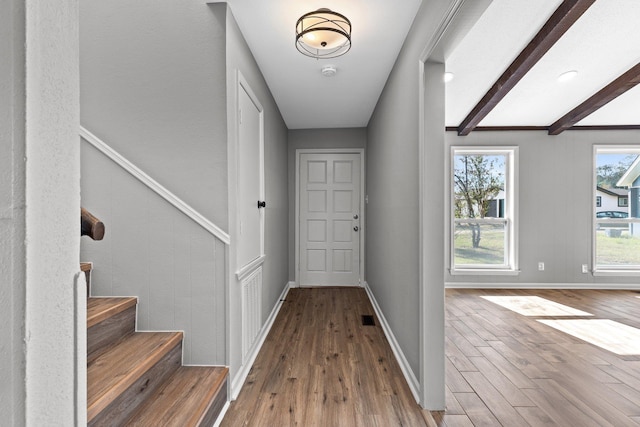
353 226 359 232
353 214 359 219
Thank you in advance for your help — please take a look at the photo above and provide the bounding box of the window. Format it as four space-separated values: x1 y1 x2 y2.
594 146 640 273
619 196 628 207
451 147 517 273
596 196 602 207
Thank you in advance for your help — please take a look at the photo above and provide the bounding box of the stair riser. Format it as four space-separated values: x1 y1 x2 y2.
198 376 228 427
88 342 182 426
87 305 136 363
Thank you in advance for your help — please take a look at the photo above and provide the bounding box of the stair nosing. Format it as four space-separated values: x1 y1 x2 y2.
87 297 137 328
87 331 183 422
127 366 229 426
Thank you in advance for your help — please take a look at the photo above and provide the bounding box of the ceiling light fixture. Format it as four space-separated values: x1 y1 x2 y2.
558 70 578 82
295 8 351 59
443 72 454 82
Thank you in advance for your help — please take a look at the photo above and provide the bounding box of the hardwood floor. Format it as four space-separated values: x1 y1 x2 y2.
221 287 429 426
223 287 640 426
439 288 640 426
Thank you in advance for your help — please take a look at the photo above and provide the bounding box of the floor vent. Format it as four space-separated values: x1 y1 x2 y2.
362 315 375 326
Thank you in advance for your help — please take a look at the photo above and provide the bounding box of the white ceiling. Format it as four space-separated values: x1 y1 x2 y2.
446 0 640 128
216 0 421 129
218 0 640 131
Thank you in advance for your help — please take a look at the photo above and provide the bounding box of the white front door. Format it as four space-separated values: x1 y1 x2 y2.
298 152 362 286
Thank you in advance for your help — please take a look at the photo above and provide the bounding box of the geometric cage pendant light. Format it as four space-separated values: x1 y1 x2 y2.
295 8 352 59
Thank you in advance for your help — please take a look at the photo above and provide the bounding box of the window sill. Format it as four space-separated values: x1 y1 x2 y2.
450 268 520 276
593 269 640 277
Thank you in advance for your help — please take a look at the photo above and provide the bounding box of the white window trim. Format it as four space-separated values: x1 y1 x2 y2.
449 146 519 275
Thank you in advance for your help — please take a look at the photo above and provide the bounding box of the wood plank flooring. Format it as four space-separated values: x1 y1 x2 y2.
223 287 640 426
221 287 429 426
438 288 640 426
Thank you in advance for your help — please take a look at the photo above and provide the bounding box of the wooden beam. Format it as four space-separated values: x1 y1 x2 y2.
446 125 640 132
548 63 640 135
457 0 595 136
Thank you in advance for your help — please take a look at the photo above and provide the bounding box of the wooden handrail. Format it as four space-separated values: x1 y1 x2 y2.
81 207 105 240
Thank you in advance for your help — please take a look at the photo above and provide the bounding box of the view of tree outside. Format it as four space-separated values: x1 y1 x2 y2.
453 153 507 266
595 149 640 269
596 154 637 189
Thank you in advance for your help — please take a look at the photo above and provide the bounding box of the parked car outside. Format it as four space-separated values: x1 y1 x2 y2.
596 211 628 219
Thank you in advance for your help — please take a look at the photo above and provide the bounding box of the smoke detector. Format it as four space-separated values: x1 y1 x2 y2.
321 65 337 77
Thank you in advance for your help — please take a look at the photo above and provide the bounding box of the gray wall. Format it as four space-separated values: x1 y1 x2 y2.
366 0 459 386
287 128 367 281
446 129 640 287
80 0 230 365
1 1 26 423
80 0 228 229
79 1 289 373
225 6 289 383
81 142 227 364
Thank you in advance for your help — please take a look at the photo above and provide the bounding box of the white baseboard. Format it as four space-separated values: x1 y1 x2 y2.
230 281 293 399
446 282 640 290
363 282 421 404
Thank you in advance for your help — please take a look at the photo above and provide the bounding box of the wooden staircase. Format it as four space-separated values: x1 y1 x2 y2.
86 270 228 426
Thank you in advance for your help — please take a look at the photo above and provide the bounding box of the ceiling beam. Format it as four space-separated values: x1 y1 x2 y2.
456 0 595 136
548 63 640 135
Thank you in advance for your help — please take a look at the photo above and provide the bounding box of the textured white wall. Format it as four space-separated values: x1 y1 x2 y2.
24 0 82 425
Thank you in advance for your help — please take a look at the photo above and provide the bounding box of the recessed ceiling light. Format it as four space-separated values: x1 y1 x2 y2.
443 72 454 83
558 70 578 82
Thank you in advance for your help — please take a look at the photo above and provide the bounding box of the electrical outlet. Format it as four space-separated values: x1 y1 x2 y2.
538 262 544 271
582 264 589 274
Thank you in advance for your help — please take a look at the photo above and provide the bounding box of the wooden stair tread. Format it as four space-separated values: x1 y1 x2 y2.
87 331 183 422
80 262 92 272
127 366 229 426
87 297 137 328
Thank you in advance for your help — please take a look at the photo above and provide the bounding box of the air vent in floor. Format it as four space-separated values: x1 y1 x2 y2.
362 315 375 326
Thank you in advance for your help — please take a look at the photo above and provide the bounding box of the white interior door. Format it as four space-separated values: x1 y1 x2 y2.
237 81 263 269
299 152 361 286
